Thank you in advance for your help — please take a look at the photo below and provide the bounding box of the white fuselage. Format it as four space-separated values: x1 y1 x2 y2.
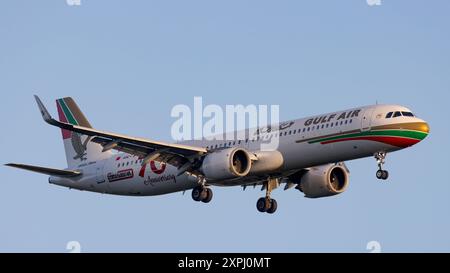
49 104 429 196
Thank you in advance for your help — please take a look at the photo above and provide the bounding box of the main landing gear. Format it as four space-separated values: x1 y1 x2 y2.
192 186 213 203
374 152 389 180
256 178 279 214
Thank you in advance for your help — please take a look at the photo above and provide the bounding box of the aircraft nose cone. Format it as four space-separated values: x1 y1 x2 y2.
421 122 430 134
417 121 430 142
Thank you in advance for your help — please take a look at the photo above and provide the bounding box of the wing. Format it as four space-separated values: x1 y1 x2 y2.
5 163 81 177
34 95 207 172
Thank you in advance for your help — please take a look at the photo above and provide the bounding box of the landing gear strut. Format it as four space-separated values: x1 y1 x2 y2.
256 178 279 214
192 186 213 203
374 152 389 180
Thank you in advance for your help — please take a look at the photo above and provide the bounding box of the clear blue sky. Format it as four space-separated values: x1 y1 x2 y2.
1 0 449 253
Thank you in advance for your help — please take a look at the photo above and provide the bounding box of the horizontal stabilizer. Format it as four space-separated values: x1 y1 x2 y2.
5 163 81 177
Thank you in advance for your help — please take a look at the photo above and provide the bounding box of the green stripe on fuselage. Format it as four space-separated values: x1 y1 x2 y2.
58 99 78 125
309 129 428 144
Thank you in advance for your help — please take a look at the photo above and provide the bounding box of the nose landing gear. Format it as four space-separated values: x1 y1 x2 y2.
374 152 389 180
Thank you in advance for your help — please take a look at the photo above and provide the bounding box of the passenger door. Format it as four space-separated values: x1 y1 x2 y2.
96 163 105 184
361 107 375 132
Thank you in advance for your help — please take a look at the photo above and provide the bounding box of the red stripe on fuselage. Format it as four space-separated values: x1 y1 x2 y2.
321 136 420 148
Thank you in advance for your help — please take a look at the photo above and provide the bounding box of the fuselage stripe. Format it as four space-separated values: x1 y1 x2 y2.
320 135 421 148
309 129 428 144
296 122 429 144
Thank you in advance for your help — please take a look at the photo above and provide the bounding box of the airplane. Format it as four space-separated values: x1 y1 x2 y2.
5 96 429 214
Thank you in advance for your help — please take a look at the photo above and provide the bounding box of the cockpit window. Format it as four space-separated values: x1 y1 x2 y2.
386 111 415 118
402 111 415 117
393 111 402 118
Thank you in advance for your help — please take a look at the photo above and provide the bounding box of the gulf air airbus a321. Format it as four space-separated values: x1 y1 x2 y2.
6 96 429 214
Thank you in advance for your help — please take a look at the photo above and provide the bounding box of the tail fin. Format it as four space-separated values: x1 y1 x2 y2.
55 97 111 168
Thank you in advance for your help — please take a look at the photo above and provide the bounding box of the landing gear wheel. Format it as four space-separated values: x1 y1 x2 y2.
256 197 278 214
374 152 389 181
192 186 213 203
376 170 389 180
267 199 278 214
191 186 204 202
376 170 384 180
256 178 280 214
201 188 213 203
381 170 389 180
256 197 268 213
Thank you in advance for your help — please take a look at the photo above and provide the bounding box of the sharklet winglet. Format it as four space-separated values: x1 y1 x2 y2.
34 95 59 126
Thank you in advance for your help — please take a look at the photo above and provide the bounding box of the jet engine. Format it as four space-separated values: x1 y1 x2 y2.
297 163 349 198
201 148 252 180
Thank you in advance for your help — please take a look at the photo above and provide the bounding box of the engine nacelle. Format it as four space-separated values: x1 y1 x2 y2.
201 148 252 181
298 163 349 198
248 150 284 175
